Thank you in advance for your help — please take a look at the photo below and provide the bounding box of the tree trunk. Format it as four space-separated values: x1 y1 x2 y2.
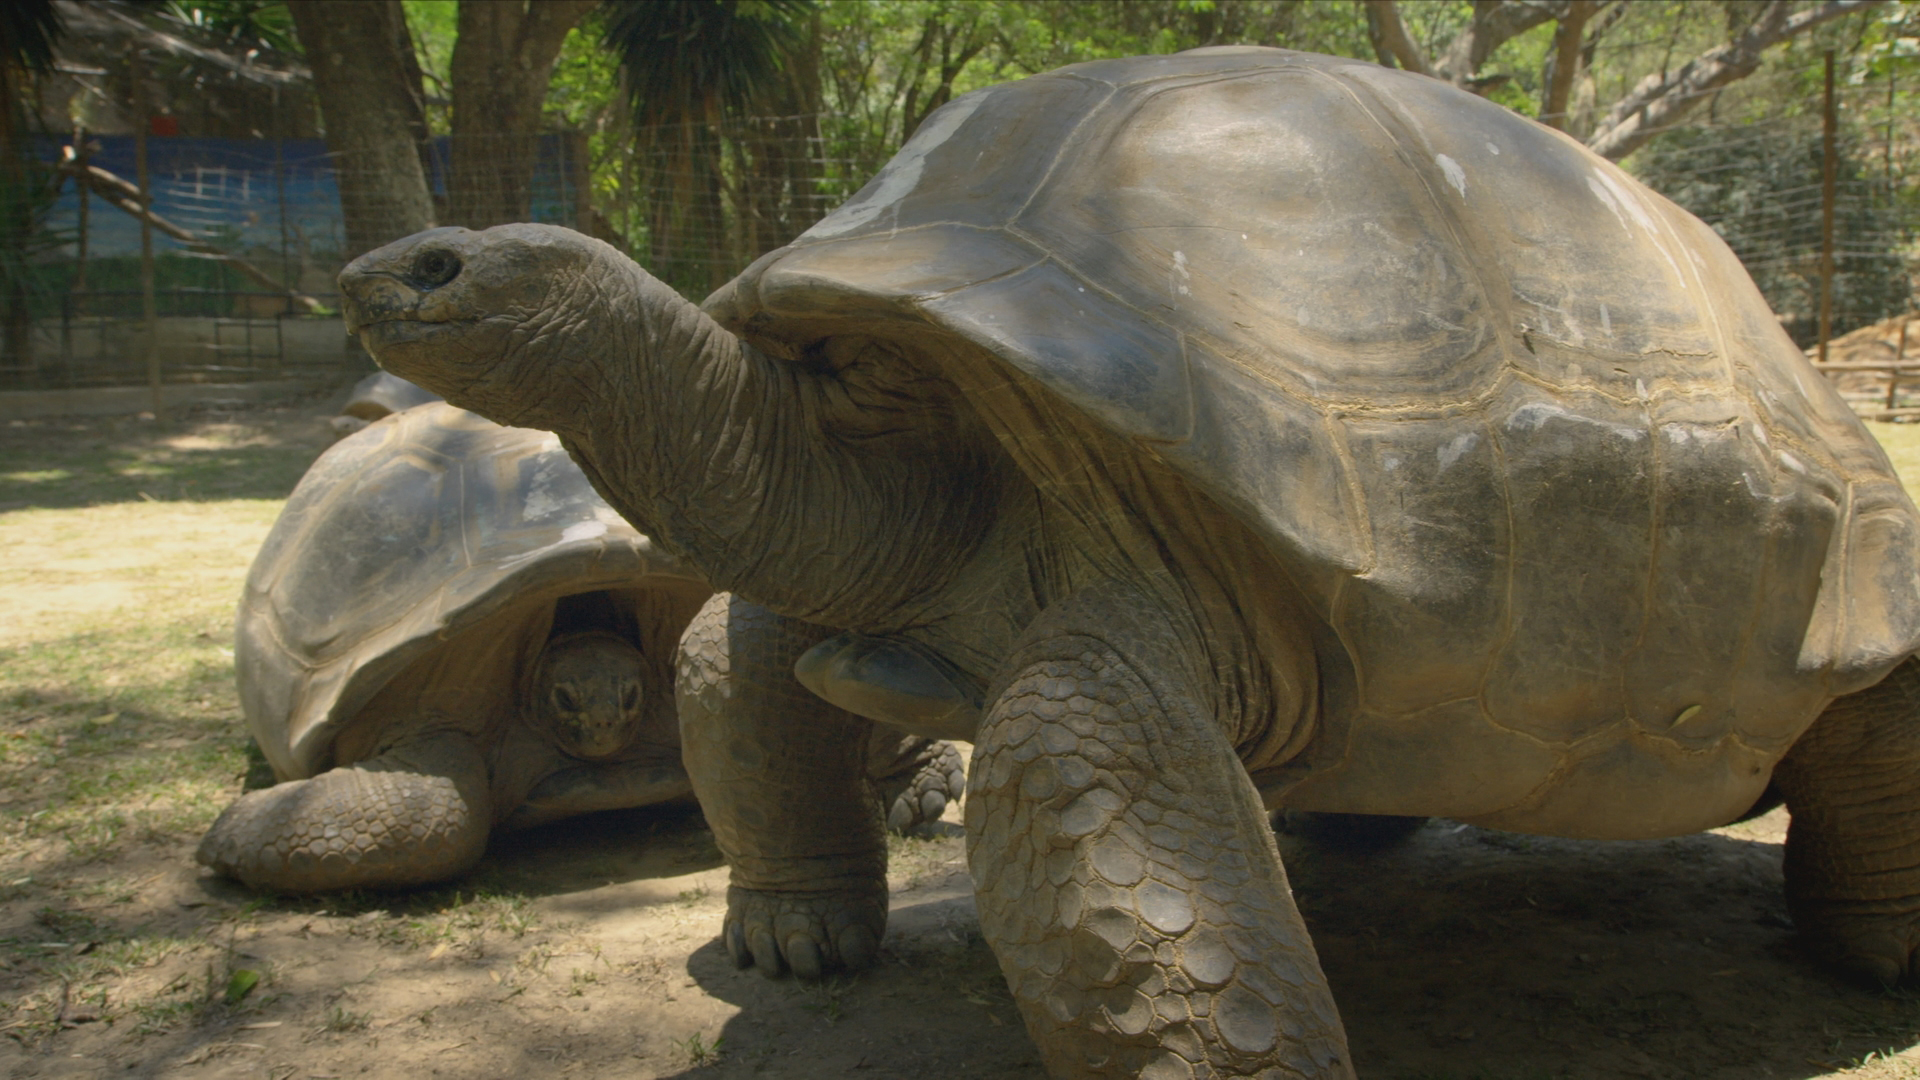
1539 0 1598 130
289 0 435 259
444 0 597 230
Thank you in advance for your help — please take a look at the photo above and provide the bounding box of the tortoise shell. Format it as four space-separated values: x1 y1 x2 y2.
239 402 704 781
709 46 1920 835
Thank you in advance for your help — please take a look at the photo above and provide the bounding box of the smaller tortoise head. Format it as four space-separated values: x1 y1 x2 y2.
337 224 641 431
531 631 649 760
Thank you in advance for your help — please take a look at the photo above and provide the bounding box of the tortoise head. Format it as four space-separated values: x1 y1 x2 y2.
338 224 639 431
530 631 649 760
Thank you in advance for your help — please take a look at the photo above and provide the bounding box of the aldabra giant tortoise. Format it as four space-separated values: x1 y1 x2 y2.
327 370 442 439
197 402 964 893
339 47 1920 1079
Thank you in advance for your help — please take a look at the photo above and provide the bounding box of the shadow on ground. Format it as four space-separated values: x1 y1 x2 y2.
656 812 1920 1080
0 398 340 509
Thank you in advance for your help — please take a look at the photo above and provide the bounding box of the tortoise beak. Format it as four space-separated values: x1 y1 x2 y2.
339 226 476 334
338 271 421 336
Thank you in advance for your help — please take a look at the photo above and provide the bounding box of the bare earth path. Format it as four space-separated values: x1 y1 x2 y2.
7 398 1920 1079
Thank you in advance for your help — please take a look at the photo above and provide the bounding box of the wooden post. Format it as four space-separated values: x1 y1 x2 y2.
1818 50 1837 367
131 45 161 420
71 125 89 296
67 125 88 382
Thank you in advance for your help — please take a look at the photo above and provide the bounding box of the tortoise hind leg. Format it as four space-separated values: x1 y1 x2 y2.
1774 656 1920 985
197 730 491 892
677 594 889 982
869 732 968 833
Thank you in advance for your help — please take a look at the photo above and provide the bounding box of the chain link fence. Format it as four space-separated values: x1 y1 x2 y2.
3 73 1913 394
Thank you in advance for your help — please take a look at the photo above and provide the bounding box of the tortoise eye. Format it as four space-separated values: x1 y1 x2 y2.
552 686 579 713
413 249 461 288
620 682 640 713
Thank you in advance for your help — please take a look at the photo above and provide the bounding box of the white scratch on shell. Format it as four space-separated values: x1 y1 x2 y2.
562 521 608 543
1436 153 1467 197
1437 432 1479 470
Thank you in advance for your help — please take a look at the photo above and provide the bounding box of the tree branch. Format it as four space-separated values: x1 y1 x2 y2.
1435 0 1560 87
1585 0 1888 161
49 153 322 311
1363 1 1436 77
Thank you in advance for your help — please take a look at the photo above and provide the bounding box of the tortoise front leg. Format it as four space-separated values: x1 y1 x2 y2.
497 759 694 831
970 585 1352 1079
197 729 490 892
1774 656 1920 985
676 593 889 980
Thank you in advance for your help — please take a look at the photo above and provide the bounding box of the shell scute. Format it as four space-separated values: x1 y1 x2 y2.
1480 382 1656 746
1014 64 1497 410
920 260 1190 443
1335 414 1508 715
1623 401 1784 739
1340 63 1725 385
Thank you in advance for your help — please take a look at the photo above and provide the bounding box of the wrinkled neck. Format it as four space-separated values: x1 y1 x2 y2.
556 275 998 630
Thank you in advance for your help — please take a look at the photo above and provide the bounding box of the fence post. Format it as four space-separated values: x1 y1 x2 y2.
1818 49 1837 366
132 45 161 420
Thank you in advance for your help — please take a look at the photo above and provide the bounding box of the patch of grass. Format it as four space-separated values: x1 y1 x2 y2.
886 831 964 891
323 1003 371 1032
131 995 200 1035
1868 421 1920 494
801 975 855 1023
680 1030 724 1066
0 496 289 871
0 406 334 1051
351 888 541 957
0 406 333 509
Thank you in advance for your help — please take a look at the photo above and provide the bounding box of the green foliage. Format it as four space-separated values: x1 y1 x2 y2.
1635 124 1914 346
546 8 622 134
403 0 458 132
221 967 259 1005
161 1 301 57
602 0 812 126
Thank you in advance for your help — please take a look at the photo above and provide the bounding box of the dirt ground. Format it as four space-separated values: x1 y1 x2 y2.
7 396 1920 1080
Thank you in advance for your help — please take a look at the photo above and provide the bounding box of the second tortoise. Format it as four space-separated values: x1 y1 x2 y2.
198 401 964 893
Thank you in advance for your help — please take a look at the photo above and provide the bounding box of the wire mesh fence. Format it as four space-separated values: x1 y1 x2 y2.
1628 86 1915 352
1 61 1914 394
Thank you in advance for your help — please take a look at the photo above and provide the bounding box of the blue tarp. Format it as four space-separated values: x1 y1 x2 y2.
40 134 583 266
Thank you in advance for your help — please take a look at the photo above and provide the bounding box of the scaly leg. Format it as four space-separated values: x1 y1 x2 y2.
1774 656 1920 985
969 585 1352 1079
869 732 968 832
677 593 888 980
196 730 490 892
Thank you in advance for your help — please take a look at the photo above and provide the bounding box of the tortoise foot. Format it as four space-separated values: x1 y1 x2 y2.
723 884 888 981
877 738 968 833
1794 905 1920 987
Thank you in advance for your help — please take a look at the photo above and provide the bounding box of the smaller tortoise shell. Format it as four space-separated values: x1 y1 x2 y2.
239 403 702 780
